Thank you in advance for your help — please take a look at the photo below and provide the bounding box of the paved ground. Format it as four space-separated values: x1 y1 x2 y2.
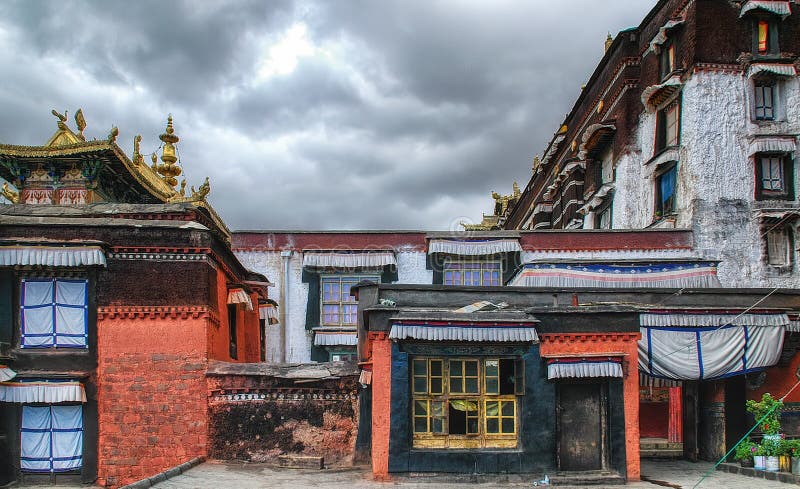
150 459 788 489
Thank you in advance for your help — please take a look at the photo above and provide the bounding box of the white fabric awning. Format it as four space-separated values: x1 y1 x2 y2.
302 251 396 268
0 246 106 267
642 75 683 112
646 19 685 56
313 331 358 346
547 360 623 380
641 312 789 328
259 304 277 320
227 288 253 310
748 63 798 78
740 0 792 18
577 184 615 215
390 323 538 342
640 371 682 388
0 366 16 382
789 318 800 332
0 381 87 403
428 239 522 256
510 262 721 288
748 137 797 156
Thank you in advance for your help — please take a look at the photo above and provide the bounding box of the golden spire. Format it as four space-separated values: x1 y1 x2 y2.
156 115 182 188
532 155 541 173
605 32 613 52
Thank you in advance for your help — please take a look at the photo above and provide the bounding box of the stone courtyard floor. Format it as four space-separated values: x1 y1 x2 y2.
148 459 788 489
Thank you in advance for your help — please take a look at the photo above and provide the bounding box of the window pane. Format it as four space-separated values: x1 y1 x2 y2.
415 400 428 416
485 360 498 377
430 360 442 377
414 417 428 433
451 378 463 393
502 418 515 434
414 377 428 394
485 401 499 416
487 418 499 434
432 417 444 433
430 378 443 394
501 401 515 417
465 361 478 377
450 360 462 377
465 378 478 394
758 21 768 54
432 401 444 417
467 418 479 434
413 359 427 376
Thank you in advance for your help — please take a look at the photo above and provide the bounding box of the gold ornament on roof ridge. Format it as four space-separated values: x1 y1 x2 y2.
156 115 182 188
2 182 19 204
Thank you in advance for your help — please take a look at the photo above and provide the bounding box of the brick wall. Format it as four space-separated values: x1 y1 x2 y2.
207 363 359 466
96 310 210 488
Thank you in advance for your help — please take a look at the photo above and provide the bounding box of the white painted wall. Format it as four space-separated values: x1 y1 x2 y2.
609 70 800 287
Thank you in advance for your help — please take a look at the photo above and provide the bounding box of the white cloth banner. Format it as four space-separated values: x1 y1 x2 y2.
227 289 254 310
21 405 82 472
0 382 87 403
547 361 623 380
0 246 106 267
639 325 784 380
748 137 797 156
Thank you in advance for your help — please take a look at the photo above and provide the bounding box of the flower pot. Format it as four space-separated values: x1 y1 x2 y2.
792 457 800 475
754 455 766 470
766 456 780 472
740 458 754 468
780 455 791 472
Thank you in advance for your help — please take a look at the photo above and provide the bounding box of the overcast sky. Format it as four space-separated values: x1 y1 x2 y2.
0 1 654 231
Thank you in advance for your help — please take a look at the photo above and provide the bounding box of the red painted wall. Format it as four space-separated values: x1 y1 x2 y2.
640 402 669 438
96 309 210 488
369 333 391 480
754 352 800 403
207 268 262 363
539 332 641 481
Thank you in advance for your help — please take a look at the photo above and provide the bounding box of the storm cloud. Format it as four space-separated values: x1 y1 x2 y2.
0 0 653 230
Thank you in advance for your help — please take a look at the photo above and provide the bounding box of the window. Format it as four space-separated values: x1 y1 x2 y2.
443 262 501 286
655 163 677 218
412 357 524 448
259 318 266 362
656 100 680 153
754 82 775 120
20 278 88 348
228 304 238 360
21 405 83 473
329 350 357 362
756 154 793 200
321 275 378 326
766 227 792 267
659 39 676 80
596 204 612 229
755 19 778 56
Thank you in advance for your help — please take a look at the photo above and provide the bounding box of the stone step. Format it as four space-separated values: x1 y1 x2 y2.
641 448 684 459
276 455 324 469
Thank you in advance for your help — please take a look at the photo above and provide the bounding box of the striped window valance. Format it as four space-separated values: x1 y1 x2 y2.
547 359 623 380
389 323 538 343
641 312 789 328
259 304 277 320
313 331 358 346
510 262 721 288
227 288 253 310
748 137 797 156
740 0 792 18
0 381 87 403
302 251 396 269
0 246 106 267
428 239 522 256
748 63 798 78
640 371 682 388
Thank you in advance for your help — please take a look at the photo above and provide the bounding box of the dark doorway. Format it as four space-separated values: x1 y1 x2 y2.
725 377 747 462
683 381 699 461
557 382 606 471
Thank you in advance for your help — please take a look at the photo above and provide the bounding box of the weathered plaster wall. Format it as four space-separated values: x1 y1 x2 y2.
96 312 209 488
207 372 359 466
396 250 432 284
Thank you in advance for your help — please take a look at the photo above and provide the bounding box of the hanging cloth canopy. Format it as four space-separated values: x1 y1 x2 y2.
0 380 87 403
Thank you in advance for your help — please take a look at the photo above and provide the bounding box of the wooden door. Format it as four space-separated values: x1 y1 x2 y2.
557 383 604 471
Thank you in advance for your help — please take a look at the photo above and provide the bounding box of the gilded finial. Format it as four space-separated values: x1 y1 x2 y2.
74 109 86 140
132 135 143 165
179 179 187 197
108 126 119 143
2 182 19 204
151 153 158 170
532 155 541 173
512 182 521 198
605 32 613 52
156 115 182 188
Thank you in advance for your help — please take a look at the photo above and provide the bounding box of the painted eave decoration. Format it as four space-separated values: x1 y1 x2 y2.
739 0 793 19
389 321 539 343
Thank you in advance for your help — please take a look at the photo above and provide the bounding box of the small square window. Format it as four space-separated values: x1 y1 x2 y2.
755 154 793 200
320 275 378 326
20 278 88 348
443 261 501 286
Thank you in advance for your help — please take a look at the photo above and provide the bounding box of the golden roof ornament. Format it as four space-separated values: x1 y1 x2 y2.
605 32 613 52
51 109 68 129
2 182 19 204
132 135 144 166
156 115 182 188
532 155 541 173
74 109 87 141
108 126 119 143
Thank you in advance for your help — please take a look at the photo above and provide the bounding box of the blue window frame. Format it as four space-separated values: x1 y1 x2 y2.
21 404 83 473
655 164 677 217
20 278 88 348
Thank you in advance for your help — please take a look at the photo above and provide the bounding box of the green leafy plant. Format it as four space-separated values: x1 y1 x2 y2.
781 439 800 458
752 443 766 456
761 437 782 457
746 393 783 435
734 440 756 461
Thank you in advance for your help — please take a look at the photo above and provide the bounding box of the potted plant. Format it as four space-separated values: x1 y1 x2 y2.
734 440 756 467
753 442 767 470
763 437 781 472
746 393 783 435
784 439 800 475
778 438 793 472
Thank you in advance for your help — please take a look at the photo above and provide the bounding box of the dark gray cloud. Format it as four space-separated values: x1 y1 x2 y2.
0 0 654 230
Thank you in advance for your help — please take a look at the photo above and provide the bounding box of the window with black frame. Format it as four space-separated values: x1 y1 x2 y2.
655 100 680 154
754 19 779 56
755 153 793 201
655 163 677 219
754 80 776 120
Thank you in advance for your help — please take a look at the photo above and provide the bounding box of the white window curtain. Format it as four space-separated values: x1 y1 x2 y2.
20 279 88 348
21 405 83 473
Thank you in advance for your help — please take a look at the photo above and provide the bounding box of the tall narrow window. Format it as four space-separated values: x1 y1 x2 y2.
21 405 83 473
656 101 680 153
754 19 778 56
758 20 769 54
659 40 676 80
754 82 775 120
766 228 792 266
228 304 238 360
259 318 266 362
655 163 677 218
